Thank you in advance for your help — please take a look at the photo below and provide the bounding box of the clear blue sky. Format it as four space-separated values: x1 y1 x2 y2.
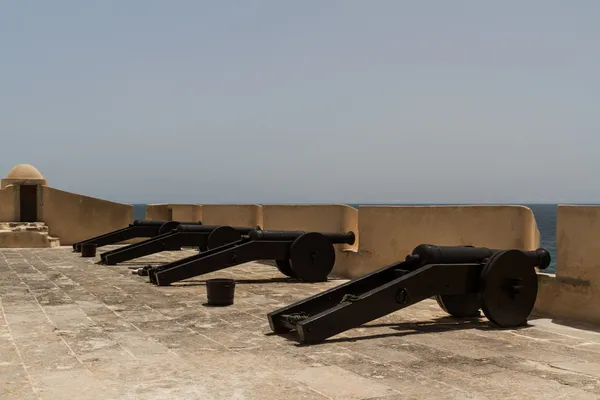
1 1 599 204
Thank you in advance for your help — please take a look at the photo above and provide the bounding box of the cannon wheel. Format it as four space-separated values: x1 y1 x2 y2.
206 226 242 250
435 294 481 318
289 232 335 282
275 259 297 278
480 250 538 328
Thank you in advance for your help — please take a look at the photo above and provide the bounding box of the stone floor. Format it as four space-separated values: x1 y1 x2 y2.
1 247 600 399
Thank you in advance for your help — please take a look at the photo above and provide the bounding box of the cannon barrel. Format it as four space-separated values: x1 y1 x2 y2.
176 224 220 233
409 244 551 270
176 224 260 234
247 230 355 245
132 220 170 226
132 219 202 227
529 248 552 269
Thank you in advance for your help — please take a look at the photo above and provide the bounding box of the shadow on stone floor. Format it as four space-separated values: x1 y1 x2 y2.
98 261 161 266
529 314 600 335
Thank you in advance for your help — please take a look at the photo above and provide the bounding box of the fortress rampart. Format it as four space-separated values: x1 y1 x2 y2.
0 164 596 327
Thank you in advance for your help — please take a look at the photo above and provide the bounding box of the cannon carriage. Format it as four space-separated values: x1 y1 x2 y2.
268 244 551 344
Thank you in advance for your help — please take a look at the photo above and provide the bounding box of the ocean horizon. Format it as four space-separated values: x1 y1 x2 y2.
131 203 560 273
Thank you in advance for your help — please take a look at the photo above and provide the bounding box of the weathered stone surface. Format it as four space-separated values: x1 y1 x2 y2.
0 222 59 248
0 246 599 399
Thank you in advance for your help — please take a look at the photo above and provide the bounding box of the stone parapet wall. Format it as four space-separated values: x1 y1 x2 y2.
40 187 133 245
200 204 262 228
145 204 202 223
533 205 600 325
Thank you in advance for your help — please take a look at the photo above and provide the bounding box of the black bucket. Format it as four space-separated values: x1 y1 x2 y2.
206 278 236 306
81 243 97 258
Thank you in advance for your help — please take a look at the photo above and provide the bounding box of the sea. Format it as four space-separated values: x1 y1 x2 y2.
132 203 558 273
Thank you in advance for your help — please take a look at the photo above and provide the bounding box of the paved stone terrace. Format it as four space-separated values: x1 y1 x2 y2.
2 247 600 399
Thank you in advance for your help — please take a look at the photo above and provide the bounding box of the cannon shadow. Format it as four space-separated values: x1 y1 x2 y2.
527 314 600 336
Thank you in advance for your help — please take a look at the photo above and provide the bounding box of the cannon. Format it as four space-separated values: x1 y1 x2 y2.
267 244 551 344
145 229 356 286
98 224 260 265
72 220 202 252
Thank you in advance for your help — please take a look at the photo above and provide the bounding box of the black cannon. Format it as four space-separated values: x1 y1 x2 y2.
267 244 551 344
98 224 260 265
145 229 356 286
72 220 202 252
